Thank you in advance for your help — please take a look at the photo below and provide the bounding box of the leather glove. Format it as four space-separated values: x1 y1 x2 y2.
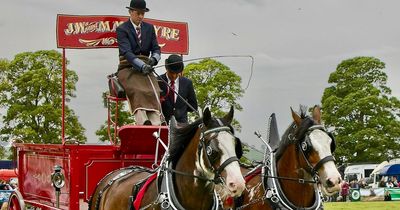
149 57 158 67
142 64 154 75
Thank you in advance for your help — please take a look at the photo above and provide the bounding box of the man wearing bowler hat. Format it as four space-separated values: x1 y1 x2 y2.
159 54 198 124
116 0 162 125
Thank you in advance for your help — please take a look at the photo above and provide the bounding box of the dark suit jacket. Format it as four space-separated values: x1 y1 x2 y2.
159 74 198 124
116 20 160 70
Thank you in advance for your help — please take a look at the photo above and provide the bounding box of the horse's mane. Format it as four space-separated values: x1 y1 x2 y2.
275 109 315 160
167 118 203 166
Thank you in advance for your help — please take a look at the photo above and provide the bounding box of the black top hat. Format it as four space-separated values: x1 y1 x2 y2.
165 54 184 73
126 0 150 12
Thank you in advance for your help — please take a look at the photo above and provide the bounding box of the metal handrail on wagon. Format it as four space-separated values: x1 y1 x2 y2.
106 95 127 145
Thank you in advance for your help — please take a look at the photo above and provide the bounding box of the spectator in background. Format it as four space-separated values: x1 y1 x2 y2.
379 177 387 187
358 178 367 188
350 180 360 189
392 176 398 187
386 180 394 188
341 180 350 202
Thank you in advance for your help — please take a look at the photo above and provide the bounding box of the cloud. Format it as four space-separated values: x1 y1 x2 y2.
1 0 400 147
224 0 266 6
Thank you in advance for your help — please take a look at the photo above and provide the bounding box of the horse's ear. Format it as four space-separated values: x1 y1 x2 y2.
222 106 234 125
312 105 321 124
203 107 212 126
291 107 302 126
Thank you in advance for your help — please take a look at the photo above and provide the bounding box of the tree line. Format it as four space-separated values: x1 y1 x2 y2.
0 50 399 164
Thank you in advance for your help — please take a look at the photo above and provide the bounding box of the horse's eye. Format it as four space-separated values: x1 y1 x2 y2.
207 144 220 164
206 146 213 156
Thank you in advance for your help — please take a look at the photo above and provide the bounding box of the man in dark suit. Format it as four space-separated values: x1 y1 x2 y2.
159 55 198 124
116 0 162 125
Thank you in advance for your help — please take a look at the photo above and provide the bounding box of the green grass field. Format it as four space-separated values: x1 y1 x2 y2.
325 201 400 210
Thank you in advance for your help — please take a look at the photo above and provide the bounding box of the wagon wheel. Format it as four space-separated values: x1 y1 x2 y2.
7 190 25 210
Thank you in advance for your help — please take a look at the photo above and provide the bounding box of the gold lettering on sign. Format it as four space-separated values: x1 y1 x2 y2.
79 37 118 47
154 26 162 36
64 21 124 35
153 25 180 41
170 29 180 40
64 20 181 41
98 21 111 32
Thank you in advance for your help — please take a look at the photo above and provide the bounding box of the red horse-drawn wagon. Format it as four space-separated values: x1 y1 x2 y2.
7 14 188 210
10 126 168 209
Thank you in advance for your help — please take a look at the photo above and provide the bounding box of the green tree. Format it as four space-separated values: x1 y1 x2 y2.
321 56 400 165
95 92 134 142
0 50 86 150
184 58 244 129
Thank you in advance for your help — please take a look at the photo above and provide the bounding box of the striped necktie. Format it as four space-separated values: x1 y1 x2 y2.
136 27 141 45
169 80 175 103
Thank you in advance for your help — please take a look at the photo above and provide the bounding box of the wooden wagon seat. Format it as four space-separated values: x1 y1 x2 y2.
118 125 168 154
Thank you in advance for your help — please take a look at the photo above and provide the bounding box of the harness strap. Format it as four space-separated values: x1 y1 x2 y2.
165 167 215 182
312 155 335 175
130 180 146 210
93 167 137 210
133 173 158 210
245 166 262 183
202 126 231 136
159 161 221 210
215 156 239 177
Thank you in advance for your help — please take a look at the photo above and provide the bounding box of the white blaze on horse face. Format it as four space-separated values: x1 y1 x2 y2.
218 132 246 197
309 130 341 195
195 147 215 180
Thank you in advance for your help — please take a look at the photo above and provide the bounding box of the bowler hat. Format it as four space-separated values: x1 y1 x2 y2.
126 0 150 12
165 55 184 73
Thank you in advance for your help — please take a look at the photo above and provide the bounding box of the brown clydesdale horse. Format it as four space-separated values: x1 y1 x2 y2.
231 106 341 210
89 107 245 210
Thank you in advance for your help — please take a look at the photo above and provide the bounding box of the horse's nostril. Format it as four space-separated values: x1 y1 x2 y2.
229 182 238 191
326 179 334 188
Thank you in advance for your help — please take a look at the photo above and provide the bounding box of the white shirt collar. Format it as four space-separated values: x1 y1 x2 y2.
130 19 141 30
167 76 179 85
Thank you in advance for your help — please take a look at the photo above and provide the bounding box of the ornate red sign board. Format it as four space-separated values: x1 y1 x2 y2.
56 14 189 55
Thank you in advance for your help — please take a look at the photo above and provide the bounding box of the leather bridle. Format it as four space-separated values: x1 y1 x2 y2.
198 125 240 183
296 125 336 182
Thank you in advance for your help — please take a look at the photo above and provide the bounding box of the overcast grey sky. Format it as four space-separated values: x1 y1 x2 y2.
1 0 399 148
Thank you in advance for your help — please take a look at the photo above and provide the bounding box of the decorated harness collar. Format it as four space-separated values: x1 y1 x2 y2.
260 124 326 210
